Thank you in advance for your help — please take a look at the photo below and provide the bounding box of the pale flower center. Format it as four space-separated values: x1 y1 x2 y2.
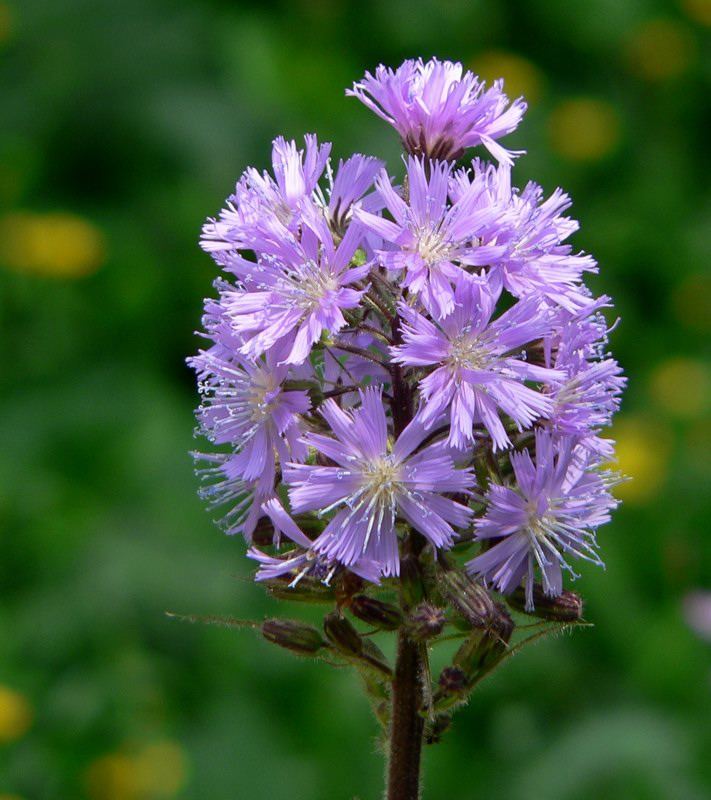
247 372 280 423
362 457 402 505
448 332 490 371
292 263 339 310
413 225 453 265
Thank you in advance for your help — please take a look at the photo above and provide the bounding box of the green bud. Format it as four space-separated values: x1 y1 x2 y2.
438 570 495 629
453 603 514 677
507 585 584 621
261 619 325 655
349 595 403 630
323 611 363 657
432 666 472 713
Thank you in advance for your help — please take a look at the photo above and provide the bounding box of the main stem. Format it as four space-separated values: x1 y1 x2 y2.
387 627 424 800
387 304 424 800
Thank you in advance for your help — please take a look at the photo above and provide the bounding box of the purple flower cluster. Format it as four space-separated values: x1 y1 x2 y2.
190 58 624 608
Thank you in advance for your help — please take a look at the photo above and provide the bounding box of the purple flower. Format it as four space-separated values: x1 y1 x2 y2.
356 156 503 317
544 308 626 457
451 160 597 312
283 388 474 577
348 58 526 163
192 453 273 540
467 429 618 609
201 134 331 254
215 210 370 364
189 347 311 493
391 279 564 451
326 153 383 235
248 498 382 585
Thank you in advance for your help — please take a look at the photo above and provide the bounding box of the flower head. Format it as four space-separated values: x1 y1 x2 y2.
392 279 563 450
544 308 626 457
348 58 526 163
356 156 503 317
190 347 311 492
467 429 618 609
283 388 474 577
451 160 597 311
215 211 370 364
201 134 331 254
248 498 382 584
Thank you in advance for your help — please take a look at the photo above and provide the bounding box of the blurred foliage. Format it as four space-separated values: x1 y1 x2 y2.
0 0 709 798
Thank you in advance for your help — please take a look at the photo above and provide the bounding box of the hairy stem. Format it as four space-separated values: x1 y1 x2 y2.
387 630 425 800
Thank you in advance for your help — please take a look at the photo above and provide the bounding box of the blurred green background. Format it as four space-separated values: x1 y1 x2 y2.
1 1 710 798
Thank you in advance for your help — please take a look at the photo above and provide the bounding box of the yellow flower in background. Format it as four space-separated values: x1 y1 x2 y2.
682 0 711 26
548 98 620 161
611 417 672 504
625 19 695 81
0 795 26 800
0 686 33 744
469 50 544 105
133 741 188 797
0 212 106 278
85 741 188 800
85 754 139 800
650 357 710 419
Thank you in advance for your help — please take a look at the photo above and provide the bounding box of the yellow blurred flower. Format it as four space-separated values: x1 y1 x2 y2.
0 795 26 800
682 0 711 26
0 686 32 744
548 98 620 161
85 741 188 800
133 741 188 797
85 754 140 800
625 19 695 80
0 211 106 278
650 357 710 418
469 51 544 105
610 417 672 504
672 273 711 333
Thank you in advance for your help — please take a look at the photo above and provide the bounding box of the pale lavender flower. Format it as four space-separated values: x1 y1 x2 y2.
467 429 617 609
283 388 474 577
216 210 370 364
248 498 381 584
190 347 311 492
356 156 503 317
544 308 625 457
392 278 564 451
192 453 273 540
325 153 384 235
348 58 526 163
201 134 331 254
450 160 597 312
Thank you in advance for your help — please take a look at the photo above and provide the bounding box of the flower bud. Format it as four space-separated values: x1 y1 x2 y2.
406 602 446 641
349 595 403 630
507 585 584 621
453 603 514 677
424 713 452 745
261 619 325 655
432 666 472 712
323 611 363 657
438 570 495 629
